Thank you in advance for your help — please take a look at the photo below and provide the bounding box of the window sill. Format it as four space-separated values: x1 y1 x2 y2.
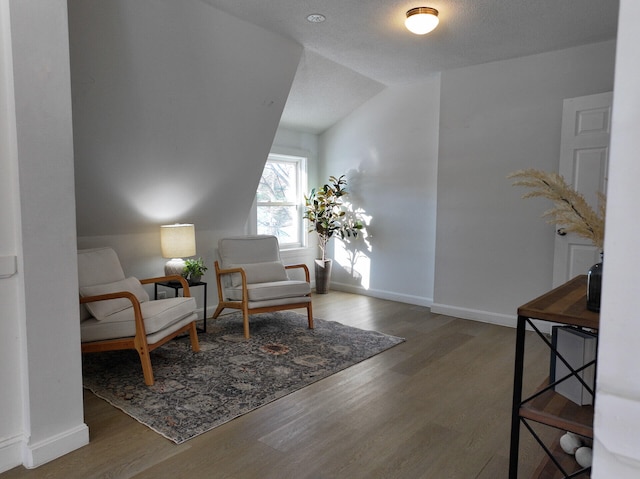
279 245 310 252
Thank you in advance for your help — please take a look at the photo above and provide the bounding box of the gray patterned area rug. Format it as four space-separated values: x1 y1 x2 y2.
82 311 405 444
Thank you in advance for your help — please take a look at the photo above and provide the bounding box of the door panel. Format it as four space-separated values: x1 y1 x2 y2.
574 147 608 206
552 92 612 287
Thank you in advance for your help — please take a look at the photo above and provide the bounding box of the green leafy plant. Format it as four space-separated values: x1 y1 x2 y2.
303 175 364 261
508 168 605 250
183 257 208 279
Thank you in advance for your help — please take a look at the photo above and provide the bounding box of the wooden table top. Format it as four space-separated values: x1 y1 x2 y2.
517 275 600 329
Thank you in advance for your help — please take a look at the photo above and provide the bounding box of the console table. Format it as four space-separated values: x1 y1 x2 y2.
509 275 599 478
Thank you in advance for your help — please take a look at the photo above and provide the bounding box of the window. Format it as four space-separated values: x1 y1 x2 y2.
256 154 307 248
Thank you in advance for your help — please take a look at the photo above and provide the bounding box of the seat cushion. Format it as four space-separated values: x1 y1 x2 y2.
227 261 289 287
226 280 310 302
80 296 196 342
80 277 150 320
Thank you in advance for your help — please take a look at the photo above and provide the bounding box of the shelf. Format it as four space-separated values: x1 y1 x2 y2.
520 379 594 439
530 432 591 479
517 276 599 330
510 276 599 478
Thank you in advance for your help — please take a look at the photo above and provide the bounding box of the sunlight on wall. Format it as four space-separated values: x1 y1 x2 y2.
336 241 371 289
335 209 373 289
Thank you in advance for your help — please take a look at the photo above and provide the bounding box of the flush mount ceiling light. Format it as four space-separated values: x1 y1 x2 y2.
306 13 326 23
405 7 439 35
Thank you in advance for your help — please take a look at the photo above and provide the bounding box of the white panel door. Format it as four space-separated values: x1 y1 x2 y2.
552 92 612 287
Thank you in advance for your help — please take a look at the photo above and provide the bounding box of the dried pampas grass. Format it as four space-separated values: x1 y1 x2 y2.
508 168 605 250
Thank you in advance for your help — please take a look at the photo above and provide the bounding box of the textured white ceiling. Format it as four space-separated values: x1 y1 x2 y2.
202 0 619 133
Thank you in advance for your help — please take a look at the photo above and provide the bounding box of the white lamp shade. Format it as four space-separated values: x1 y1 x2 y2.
405 7 439 35
160 224 196 258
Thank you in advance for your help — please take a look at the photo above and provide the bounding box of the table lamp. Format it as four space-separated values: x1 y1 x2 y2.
160 223 196 276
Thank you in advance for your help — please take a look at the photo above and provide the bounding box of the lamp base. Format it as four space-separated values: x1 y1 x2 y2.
164 258 186 277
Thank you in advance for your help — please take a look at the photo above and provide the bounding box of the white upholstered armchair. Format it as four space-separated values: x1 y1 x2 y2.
78 247 200 385
212 235 313 338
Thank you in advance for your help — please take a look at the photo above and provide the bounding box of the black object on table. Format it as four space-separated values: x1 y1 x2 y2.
154 280 208 333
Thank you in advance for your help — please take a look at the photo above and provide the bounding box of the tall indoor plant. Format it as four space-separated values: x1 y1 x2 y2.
304 175 363 293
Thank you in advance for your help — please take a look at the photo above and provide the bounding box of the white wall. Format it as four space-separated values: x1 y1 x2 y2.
320 77 441 305
0 0 88 472
70 0 304 313
593 1 640 475
432 41 616 328
69 0 302 237
0 0 23 471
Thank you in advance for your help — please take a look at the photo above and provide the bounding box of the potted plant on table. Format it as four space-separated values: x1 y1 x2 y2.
183 257 208 283
303 175 363 293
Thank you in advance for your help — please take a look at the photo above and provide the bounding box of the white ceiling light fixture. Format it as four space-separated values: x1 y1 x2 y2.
306 13 326 23
405 7 439 35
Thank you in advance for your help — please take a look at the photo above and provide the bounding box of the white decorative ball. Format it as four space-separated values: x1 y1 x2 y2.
575 447 593 468
559 432 582 455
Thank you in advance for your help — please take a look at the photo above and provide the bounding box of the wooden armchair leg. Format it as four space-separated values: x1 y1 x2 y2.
212 304 224 319
242 306 250 339
189 322 200 352
137 348 154 386
307 302 314 330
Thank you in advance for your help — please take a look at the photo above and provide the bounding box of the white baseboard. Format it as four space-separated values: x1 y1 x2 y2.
0 434 22 474
329 285 552 333
431 303 515 327
431 302 553 334
208 280 552 335
21 423 89 469
329 282 433 307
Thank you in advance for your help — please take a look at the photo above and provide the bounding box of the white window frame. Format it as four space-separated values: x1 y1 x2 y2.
252 152 307 249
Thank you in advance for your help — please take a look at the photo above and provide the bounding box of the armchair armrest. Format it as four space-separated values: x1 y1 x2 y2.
80 290 147 338
80 290 140 305
214 261 248 301
215 265 247 283
285 263 310 283
215 265 246 276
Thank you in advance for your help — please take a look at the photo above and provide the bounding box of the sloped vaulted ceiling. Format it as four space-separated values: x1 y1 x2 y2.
69 0 302 236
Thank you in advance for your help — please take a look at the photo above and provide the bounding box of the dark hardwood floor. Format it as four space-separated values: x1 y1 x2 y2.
2 291 553 478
